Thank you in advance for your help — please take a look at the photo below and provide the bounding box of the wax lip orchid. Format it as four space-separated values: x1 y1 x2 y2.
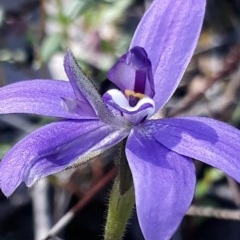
1 0 240 240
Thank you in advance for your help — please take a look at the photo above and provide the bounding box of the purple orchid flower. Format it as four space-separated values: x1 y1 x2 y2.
1 0 240 239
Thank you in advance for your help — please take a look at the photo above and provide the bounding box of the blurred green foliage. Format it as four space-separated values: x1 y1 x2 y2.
40 0 133 64
0 144 10 159
196 168 224 199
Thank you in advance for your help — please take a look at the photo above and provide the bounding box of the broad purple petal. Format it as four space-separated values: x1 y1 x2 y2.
0 80 96 119
0 119 128 196
107 47 154 97
150 117 240 182
126 128 195 240
130 0 206 109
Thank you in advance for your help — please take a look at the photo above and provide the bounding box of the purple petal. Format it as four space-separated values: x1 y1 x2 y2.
0 80 96 119
107 47 154 97
0 119 128 196
64 51 99 106
126 128 195 240
64 51 127 127
130 0 206 109
150 117 240 183
61 97 96 116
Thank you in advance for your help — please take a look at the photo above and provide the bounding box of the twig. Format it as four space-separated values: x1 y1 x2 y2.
227 177 240 207
32 179 51 240
42 167 116 240
187 205 240 220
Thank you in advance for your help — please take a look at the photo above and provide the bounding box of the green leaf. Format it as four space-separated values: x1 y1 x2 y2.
40 33 63 62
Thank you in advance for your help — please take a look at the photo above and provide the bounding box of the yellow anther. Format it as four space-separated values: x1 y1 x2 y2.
124 89 145 99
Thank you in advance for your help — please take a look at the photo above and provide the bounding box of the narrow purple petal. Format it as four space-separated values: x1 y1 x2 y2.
130 0 206 109
61 97 96 117
64 51 127 126
0 120 128 196
0 80 97 119
64 51 100 107
126 128 195 240
150 117 240 183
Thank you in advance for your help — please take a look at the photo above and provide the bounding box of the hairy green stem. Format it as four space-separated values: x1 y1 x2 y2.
104 178 135 240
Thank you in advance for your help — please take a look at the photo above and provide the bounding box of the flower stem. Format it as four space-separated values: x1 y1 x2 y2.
104 178 135 240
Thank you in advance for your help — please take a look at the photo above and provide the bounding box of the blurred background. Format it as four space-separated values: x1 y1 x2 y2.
0 0 240 239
